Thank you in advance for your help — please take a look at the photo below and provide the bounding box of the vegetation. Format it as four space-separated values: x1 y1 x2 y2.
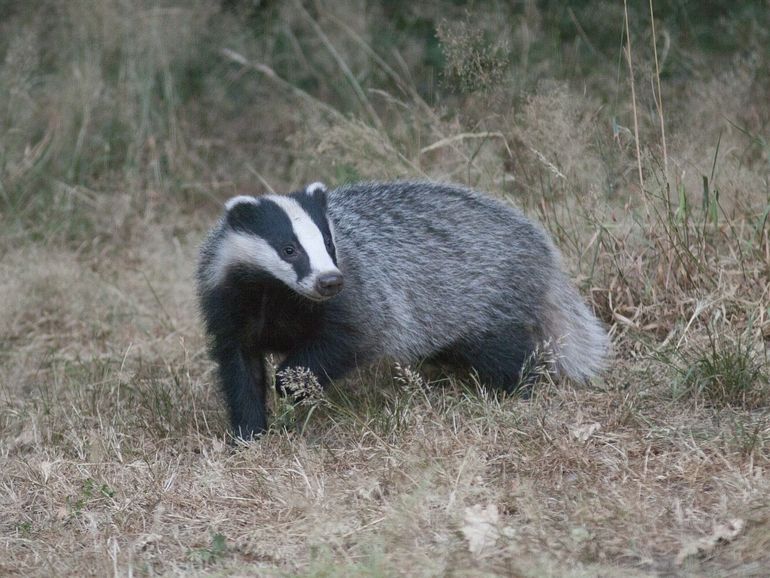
1 1 768 576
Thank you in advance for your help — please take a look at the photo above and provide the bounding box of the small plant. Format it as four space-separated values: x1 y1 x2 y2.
66 478 115 517
517 338 559 392
277 366 326 403
16 521 32 538
187 533 227 565
274 366 328 433
393 362 426 393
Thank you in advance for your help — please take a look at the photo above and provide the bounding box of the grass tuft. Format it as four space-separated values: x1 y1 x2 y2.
675 330 769 409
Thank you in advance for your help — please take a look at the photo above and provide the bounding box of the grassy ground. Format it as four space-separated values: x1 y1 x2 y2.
1 1 769 576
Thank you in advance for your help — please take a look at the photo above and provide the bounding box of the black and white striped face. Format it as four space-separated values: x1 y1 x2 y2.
207 183 343 301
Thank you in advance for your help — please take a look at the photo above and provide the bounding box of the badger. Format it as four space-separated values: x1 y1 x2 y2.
197 181 608 438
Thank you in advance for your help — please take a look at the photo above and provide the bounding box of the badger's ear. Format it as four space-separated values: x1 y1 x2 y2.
224 195 259 230
305 181 327 196
224 195 259 212
305 182 328 209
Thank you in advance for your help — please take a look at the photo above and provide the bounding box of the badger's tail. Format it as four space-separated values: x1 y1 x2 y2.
543 273 610 382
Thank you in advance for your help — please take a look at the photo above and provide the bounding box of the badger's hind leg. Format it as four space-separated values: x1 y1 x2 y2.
449 325 541 394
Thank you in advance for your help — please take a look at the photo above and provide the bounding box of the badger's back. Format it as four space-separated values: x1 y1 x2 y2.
325 181 607 379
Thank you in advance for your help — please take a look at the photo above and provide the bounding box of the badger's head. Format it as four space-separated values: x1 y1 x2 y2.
206 182 343 301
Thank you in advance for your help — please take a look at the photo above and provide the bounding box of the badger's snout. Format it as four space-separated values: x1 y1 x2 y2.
315 272 344 297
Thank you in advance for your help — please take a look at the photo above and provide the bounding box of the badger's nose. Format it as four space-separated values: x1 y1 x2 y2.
315 272 344 297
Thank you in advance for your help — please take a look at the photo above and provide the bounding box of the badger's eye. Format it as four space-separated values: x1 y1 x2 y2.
324 235 333 250
282 245 299 258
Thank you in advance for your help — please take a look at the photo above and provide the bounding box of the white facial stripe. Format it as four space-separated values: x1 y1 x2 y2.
305 181 327 194
204 231 296 290
225 195 260 211
267 195 339 276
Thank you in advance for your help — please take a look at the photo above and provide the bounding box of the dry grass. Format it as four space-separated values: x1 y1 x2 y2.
2 1 770 576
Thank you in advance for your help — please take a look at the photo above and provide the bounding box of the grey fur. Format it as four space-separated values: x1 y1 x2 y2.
323 181 607 378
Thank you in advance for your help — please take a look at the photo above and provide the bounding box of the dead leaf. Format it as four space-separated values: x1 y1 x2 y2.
570 422 601 442
675 518 745 565
461 503 499 556
133 533 163 553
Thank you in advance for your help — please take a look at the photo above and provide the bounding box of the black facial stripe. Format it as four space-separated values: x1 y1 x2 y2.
226 198 312 283
293 191 328 234
292 190 337 265
292 250 312 282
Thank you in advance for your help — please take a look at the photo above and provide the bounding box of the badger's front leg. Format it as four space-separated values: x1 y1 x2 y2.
210 336 269 440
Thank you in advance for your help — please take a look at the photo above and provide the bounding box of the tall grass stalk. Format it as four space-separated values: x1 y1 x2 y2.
649 0 668 183
623 0 644 192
